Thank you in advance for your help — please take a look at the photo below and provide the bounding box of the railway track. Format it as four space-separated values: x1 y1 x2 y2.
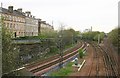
26 41 83 69
88 42 100 77
98 45 118 77
88 42 118 77
102 44 118 76
26 41 86 76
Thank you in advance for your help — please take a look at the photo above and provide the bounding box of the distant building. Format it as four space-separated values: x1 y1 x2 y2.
0 6 25 37
38 21 54 35
24 11 38 36
84 29 91 32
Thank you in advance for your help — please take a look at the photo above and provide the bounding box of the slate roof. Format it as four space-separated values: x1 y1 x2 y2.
0 7 25 17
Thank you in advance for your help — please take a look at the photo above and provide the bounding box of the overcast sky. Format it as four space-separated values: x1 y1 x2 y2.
1 0 119 33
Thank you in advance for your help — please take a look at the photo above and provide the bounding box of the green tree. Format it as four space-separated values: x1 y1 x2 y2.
82 31 105 42
99 32 105 42
108 27 119 46
1 17 19 74
39 30 57 38
58 28 78 46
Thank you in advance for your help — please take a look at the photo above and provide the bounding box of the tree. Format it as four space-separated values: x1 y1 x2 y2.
82 31 105 42
39 30 57 38
58 28 78 46
1 17 19 74
93 32 105 42
108 27 119 46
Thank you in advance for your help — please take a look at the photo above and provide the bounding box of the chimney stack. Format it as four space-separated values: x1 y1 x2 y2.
38 19 41 21
30 15 32 17
42 21 46 24
17 8 22 13
8 6 13 13
25 11 31 17
33 16 35 18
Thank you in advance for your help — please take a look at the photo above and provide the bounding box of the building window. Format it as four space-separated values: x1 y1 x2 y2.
16 24 18 29
12 16 14 21
14 17 16 21
10 23 12 28
9 16 11 20
6 15 8 20
4 23 6 27
7 23 9 28
13 24 15 28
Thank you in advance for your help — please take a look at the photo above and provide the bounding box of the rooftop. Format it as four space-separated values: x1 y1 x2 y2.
0 7 25 17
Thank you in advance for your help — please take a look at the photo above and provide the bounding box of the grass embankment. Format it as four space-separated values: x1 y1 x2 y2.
50 62 73 76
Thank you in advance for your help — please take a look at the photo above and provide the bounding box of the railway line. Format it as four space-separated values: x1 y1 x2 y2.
88 42 118 77
26 41 86 76
101 43 118 76
26 42 83 69
88 42 101 77
98 45 118 77
24 41 118 77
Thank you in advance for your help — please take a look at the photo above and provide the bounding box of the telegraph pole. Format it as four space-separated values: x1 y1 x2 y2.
59 24 64 68
52 21 53 27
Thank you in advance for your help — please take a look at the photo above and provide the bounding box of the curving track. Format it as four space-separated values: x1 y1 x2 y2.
25 41 86 76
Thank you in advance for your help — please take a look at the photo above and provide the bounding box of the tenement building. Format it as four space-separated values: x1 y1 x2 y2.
25 11 38 36
1 5 54 37
1 6 25 37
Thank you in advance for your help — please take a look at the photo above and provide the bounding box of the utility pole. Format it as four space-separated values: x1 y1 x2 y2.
52 21 53 27
91 26 92 31
58 24 64 68
59 34 63 68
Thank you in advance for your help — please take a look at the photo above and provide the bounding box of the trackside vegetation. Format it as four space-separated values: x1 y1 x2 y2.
82 31 105 42
50 62 73 76
78 49 85 58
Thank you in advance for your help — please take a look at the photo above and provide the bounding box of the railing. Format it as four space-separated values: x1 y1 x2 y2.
12 39 41 44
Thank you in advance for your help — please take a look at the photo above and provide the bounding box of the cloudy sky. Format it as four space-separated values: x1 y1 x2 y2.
1 0 119 33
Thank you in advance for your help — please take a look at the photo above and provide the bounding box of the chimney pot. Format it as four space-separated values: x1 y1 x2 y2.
17 8 22 13
25 11 31 17
8 6 13 13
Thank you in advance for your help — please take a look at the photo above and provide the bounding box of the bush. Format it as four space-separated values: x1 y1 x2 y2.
50 46 59 53
78 49 84 58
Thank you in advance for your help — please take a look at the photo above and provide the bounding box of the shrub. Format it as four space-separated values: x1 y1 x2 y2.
78 49 84 58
